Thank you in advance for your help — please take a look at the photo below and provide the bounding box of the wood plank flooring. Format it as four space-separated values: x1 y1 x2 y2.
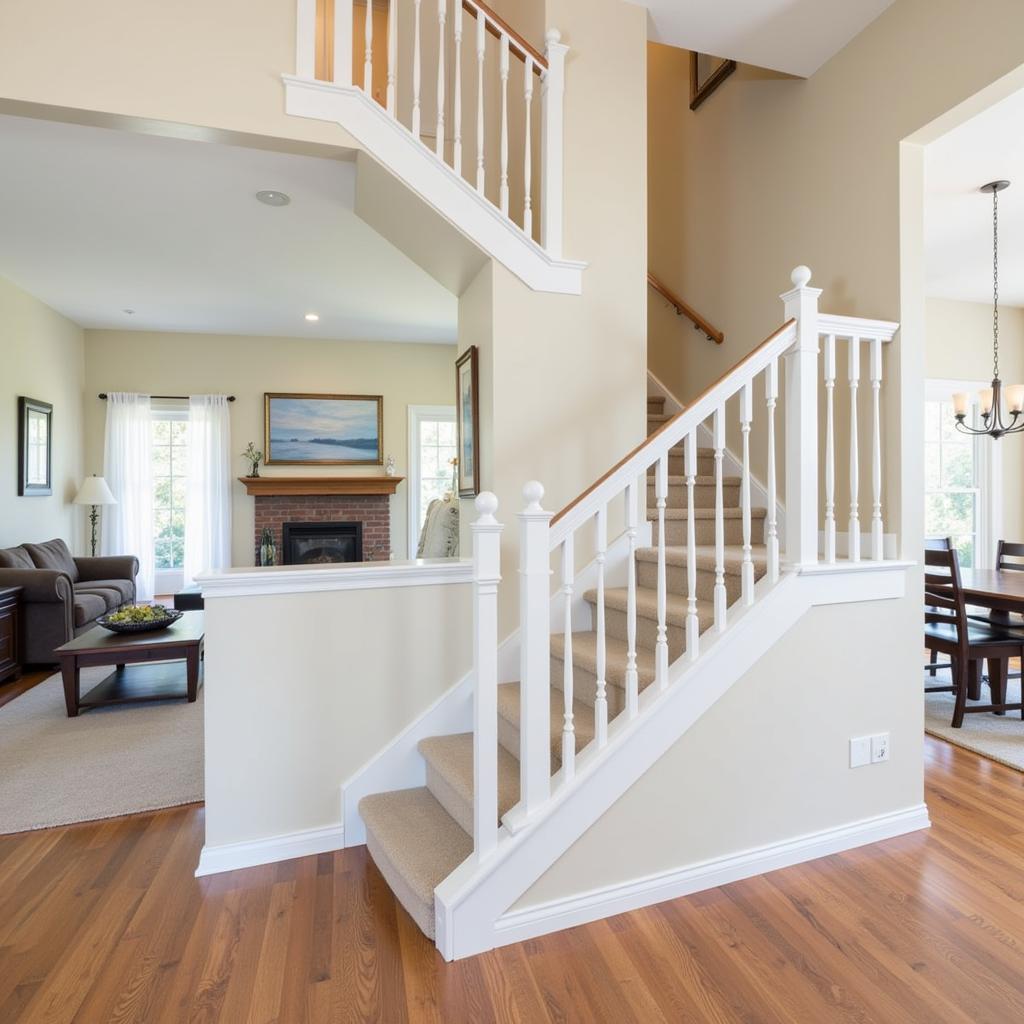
1 720 1023 1021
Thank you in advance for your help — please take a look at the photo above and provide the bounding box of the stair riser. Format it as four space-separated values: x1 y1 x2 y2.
651 515 760 546
647 481 740 508
636 560 744 602
647 401 665 414
550 657 628 717
497 715 565 773
600 604 696 653
651 454 717 476
425 763 475 836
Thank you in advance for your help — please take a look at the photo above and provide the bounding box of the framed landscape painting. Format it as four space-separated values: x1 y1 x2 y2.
18 396 52 496
264 393 383 466
455 347 480 497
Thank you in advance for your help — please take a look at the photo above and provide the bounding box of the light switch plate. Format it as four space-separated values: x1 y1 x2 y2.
850 736 872 768
871 733 890 763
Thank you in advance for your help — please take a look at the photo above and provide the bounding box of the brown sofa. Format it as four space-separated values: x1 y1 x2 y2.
0 538 138 665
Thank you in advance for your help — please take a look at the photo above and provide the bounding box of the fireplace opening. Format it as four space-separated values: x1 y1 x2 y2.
282 522 363 565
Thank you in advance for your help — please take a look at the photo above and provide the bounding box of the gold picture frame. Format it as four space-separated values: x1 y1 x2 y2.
264 392 384 466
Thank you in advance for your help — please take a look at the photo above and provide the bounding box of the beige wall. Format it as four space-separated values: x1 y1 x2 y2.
203 581 471 846
0 276 85 551
83 330 455 565
926 297 1024 546
460 0 649 633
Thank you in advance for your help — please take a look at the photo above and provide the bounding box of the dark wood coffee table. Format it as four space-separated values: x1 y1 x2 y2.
56 612 204 717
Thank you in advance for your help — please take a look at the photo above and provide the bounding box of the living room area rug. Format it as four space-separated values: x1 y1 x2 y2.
0 667 204 834
925 677 1024 772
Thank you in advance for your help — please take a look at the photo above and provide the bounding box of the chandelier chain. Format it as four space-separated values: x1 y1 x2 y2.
994 185 1000 381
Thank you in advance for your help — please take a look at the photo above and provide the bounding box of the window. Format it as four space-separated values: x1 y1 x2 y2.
408 406 458 556
151 403 189 591
924 381 1000 569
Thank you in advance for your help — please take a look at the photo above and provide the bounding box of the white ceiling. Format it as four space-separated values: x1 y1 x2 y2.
633 0 895 77
925 87 1024 309
0 114 457 342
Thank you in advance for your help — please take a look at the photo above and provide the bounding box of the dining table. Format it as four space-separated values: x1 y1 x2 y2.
960 568 1024 710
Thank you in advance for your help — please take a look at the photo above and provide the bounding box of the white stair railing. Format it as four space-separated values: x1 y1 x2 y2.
296 0 566 254
469 267 899 860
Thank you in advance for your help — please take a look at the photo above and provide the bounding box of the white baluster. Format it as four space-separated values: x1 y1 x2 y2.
765 359 779 584
333 0 354 86
849 337 861 562
519 482 552 817
824 334 837 564
624 482 639 718
452 0 463 174
475 15 485 192
435 0 446 158
712 407 727 633
295 0 317 79
499 34 510 217
412 0 422 138
523 57 534 237
655 455 669 689
685 431 700 661
594 505 608 747
386 0 397 114
740 382 754 606
363 0 374 94
561 535 575 779
472 492 502 862
870 337 884 561
541 30 567 258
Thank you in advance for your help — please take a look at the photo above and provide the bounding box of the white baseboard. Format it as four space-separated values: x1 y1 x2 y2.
492 803 930 947
195 823 345 877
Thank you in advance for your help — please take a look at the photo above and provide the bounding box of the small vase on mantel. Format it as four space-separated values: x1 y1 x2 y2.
259 527 277 567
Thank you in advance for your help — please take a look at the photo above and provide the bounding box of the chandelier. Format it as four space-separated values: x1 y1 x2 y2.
953 180 1024 439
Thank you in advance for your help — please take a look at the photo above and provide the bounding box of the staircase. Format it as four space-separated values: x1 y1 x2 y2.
359 393 768 938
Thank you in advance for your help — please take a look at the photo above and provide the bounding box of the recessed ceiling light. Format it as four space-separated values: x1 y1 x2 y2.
256 190 291 207
122 308 135 315
304 312 320 322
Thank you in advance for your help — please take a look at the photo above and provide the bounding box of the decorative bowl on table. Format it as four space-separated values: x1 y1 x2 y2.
96 604 183 634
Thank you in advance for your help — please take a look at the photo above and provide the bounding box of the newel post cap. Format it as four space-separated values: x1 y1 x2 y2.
791 266 812 288
546 28 562 46
522 481 546 513
474 491 499 525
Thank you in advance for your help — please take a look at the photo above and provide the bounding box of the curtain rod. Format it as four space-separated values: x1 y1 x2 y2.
97 393 236 402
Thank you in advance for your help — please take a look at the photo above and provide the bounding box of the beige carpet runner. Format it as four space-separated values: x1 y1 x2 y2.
360 394 770 938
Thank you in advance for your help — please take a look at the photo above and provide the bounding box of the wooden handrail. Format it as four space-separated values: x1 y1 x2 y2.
648 273 724 345
550 319 796 529
462 0 548 74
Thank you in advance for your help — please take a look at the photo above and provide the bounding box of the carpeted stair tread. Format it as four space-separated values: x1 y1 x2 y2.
584 586 714 627
497 682 596 762
636 544 767 574
648 506 766 520
419 732 521 824
550 631 657 688
359 787 472 938
650 475 742 487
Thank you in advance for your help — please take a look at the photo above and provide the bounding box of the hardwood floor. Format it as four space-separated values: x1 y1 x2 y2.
0 737 1022 1022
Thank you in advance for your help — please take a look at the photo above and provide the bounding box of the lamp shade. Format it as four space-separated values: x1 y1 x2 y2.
73 475 117 506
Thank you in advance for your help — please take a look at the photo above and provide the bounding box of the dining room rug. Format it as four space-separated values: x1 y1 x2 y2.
0 668 203 834
925 676 1024 772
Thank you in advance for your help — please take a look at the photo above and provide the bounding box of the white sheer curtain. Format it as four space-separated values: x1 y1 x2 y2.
184 395 232 587
102 393 155 601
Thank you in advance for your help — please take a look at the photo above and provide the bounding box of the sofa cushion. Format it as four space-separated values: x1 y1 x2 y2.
74 585 123 612
25 539 79 582
77 578 134 605
73 591 108 627
0 545 34 570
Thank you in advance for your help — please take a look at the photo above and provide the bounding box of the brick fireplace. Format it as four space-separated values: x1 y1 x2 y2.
239 475 405 565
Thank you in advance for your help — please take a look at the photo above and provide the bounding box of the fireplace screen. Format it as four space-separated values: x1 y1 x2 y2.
282 522 363 565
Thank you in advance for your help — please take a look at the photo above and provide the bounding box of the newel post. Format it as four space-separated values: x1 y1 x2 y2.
780 266 822 568
541 30 568 258
472 492 503 862
519 481 553 818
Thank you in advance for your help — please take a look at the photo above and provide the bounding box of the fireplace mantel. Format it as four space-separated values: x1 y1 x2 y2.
239 476 404 497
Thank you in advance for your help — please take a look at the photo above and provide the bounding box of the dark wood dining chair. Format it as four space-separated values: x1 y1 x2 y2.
966 540 1024 684
924 538 1024 728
